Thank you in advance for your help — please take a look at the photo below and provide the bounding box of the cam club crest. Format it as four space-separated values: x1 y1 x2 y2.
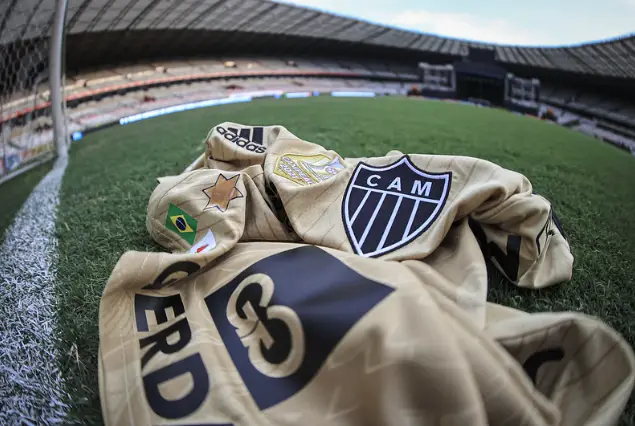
342 156 452 257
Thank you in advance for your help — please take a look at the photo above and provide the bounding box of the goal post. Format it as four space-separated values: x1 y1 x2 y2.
0 0 69 184
50 0 69 161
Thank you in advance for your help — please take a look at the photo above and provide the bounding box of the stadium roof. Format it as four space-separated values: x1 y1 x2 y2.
2 0 635 80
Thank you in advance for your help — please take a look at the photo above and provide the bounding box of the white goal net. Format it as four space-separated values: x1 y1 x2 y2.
0 0 64 182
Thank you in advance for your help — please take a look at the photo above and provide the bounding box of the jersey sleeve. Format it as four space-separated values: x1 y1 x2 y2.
146 166 296 256
453 159 573 288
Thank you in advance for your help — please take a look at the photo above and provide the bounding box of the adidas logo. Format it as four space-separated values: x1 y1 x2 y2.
216 126 266 154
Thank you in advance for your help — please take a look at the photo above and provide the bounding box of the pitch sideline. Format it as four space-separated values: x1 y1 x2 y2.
0 157 70 424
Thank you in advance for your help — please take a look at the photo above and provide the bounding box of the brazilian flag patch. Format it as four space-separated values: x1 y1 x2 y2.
165 204 198 245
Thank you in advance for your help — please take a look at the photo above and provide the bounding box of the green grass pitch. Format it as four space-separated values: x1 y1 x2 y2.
0 161 51 242
3 96 635 424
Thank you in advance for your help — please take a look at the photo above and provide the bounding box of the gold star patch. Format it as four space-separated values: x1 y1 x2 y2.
202 174 243 212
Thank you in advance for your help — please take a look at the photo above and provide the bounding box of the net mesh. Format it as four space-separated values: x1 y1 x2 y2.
0 1 59 180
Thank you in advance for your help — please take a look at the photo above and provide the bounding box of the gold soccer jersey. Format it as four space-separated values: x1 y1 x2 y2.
148 122 572 290
98 123 634 425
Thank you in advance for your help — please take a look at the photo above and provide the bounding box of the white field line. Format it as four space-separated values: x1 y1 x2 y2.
0 157 70 424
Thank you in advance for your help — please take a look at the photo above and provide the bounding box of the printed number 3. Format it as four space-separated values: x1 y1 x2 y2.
226 273 305 378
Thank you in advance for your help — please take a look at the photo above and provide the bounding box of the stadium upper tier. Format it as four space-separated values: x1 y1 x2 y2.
2 56 635 131
2 0 634 80
0 57 418 122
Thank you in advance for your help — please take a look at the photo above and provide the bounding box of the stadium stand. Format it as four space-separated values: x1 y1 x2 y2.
25 56 408 134
1 0 635 180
